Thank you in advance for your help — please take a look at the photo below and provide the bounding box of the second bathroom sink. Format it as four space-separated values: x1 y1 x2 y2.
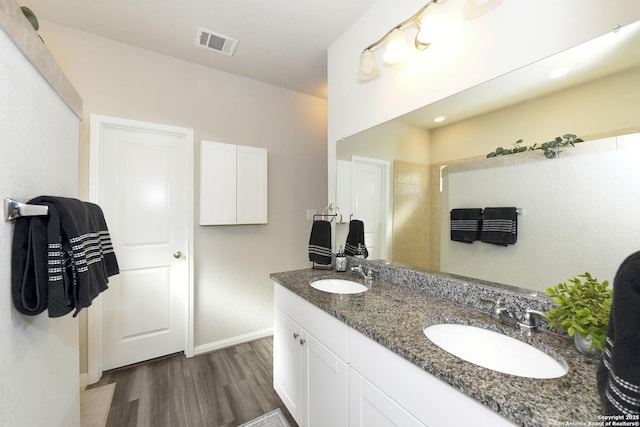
423 323 568 379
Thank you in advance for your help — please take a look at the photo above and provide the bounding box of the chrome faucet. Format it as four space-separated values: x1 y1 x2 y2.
519 309 546 336
481 298 547 336
349 265 377 287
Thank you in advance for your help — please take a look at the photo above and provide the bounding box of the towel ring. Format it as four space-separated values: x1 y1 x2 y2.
314 203 343 223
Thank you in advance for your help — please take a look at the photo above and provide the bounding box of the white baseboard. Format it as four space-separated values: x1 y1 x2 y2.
80 373 88 391
193 328 273 356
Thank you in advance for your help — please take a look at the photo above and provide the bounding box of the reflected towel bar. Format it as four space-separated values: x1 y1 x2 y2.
4 198 48 221
314 203 343 223
449 208 523 215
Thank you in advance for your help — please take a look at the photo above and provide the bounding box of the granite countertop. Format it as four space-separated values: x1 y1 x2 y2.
270 268 603 427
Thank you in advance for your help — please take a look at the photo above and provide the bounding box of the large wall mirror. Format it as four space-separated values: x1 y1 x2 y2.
336 19 640 292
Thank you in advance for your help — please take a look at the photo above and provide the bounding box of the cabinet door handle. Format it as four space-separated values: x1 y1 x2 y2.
293 332 299 339
299 338 306 345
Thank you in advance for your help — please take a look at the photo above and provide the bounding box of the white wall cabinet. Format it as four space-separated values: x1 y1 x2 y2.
274 286 349 427
273 282 517 427
199 140 267 225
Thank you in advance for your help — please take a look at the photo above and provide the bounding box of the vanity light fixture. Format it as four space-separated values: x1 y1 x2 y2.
357 0 502 82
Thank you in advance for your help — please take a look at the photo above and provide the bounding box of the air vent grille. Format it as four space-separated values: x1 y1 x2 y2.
195 27 238 56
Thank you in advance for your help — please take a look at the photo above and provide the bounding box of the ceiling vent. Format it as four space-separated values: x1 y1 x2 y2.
195 27 238 56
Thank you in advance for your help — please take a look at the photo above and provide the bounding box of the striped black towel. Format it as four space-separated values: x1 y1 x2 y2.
450 208 483 243
597 251 640 416
308 220 332 265
344 219 368 258
480 207 517 246
12 196 119 318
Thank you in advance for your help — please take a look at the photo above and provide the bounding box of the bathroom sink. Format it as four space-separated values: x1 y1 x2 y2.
423 323 568 379
310 279 368 294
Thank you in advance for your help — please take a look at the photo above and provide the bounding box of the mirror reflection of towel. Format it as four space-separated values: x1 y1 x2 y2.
308 220 332 265
480 207 517 246
450 208 482 243
597 251 640 415
344 219 368 258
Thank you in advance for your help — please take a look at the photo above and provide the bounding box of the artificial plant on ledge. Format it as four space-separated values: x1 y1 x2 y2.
486 133 583 159
544 272 612 353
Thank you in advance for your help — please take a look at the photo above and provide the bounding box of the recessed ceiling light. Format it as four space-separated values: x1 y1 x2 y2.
433 115 447 123
548 66 571 79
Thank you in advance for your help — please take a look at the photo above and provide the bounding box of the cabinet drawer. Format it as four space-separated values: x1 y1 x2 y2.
274 283 348 361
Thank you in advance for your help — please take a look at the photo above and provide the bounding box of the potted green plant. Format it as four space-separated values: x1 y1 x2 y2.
544 272 612 357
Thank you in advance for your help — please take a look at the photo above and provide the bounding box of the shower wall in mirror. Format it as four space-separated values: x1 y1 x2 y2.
336 20 640 292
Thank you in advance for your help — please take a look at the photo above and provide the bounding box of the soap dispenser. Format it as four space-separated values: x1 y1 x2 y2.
355 243 365 260
335 245 347 272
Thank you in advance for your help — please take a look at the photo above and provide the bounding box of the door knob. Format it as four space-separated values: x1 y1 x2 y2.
173 251 183 259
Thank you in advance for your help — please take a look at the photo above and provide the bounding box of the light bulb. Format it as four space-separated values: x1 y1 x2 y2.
383 28 410 64
357 50 380 81
417 3 447 45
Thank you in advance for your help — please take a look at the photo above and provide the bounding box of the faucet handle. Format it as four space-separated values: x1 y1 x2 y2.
480 297 506 316
523 308 546 326
518 308 546 336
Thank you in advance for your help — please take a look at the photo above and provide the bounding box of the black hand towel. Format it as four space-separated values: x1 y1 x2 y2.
11 216 49 315
344 219 368 258
12 196 119 318
308 220 332 265
480 207 518 246
597 251 640 416
450 208 483 243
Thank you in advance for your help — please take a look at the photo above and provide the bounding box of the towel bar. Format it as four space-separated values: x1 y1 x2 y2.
4 198 48 221
449 207 524 215
314 203 343 223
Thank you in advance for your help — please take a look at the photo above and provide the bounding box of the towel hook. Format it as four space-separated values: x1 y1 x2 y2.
4 198 48 221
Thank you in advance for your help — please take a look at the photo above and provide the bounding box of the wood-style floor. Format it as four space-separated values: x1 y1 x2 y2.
90 337 297 427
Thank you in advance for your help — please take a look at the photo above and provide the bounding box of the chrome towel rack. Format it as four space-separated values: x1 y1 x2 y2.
4 198 48 221
313 203 343 223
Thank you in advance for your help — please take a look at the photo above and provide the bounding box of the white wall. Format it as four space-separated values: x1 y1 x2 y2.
441 135 640 292
37 21 328 357
327 0 640 204
0 26 81 427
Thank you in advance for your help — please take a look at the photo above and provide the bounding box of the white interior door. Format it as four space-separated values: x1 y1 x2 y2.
351 156 389 260
90 115 194 372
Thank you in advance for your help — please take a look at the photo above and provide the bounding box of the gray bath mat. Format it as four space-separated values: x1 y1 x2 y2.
238 408 291 427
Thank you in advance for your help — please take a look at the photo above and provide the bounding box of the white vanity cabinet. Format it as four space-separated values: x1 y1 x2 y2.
273 285 349 427
273 282 516 427
199 140 268 225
